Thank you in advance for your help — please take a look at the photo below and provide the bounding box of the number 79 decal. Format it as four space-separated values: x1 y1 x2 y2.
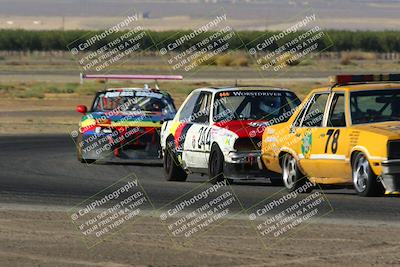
324 129 340 154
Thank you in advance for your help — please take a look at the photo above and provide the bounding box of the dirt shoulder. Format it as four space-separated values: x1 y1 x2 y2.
0 204 399 267
0 97 89 135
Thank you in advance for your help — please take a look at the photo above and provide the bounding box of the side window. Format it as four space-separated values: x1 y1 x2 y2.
327 93 346 127
293 101 309 128
192 92 212 124
301 93 329 127
179 92 200 122
293 95 315 128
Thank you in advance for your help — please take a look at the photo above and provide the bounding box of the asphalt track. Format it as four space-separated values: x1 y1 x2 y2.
0 134 399 223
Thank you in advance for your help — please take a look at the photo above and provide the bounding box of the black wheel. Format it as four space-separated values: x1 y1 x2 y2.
163 138 187 182
76 133 85 163
208 145 229 184
77 148 83 162
76 133 96 163
281 153 313 193
352 152 384 197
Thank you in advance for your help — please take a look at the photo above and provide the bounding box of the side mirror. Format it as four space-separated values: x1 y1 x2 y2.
160 118 172 125
76 105 87 114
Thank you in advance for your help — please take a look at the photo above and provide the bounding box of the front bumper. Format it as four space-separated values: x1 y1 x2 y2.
381 160 400 194
224 151 267 180
79 129 161 163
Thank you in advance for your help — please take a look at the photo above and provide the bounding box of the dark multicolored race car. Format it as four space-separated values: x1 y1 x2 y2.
75 74 181 163
160 86 301 183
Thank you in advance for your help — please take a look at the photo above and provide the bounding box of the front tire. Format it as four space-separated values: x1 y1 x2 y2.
77 147 84 163
352 153 384 197
209 145 229 184
76 133 96 163
164 139 187 182
281 153 313 193
76 133 85 163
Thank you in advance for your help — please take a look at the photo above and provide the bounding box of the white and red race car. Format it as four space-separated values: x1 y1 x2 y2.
160 86 301 183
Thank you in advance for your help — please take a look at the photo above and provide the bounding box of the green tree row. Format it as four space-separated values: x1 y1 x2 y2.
0 29 399 52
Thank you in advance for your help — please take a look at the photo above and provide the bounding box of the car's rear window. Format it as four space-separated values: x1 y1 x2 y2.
92 90 176 119
350 89 400 124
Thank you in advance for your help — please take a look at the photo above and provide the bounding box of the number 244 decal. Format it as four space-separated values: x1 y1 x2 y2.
325 129 340 154
198 127 211 149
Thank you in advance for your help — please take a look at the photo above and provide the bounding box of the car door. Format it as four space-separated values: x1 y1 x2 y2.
309 92 350 179
181 91 212 170
174 91 200 166
294 92 331 178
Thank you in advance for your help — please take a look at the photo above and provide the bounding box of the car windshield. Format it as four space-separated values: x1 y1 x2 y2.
350 89 400 124
213 90 300 122
93 90 176 119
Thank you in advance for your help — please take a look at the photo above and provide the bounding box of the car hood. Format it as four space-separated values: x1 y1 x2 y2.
214 120 268 138
353 121 400 139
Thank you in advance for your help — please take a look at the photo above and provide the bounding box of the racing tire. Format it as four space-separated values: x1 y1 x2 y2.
163 139 187 182
76 133 96 164
352 152 384 197
209 145 232 184
76 133 85 163
281 153 313 193
77 148 84 163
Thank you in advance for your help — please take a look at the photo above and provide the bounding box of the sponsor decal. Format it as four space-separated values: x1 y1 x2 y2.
136 91 163 99
218 91 283 98
104 90 163 99
192 134 196 149
231 91 283 97
174 123 193 150
219 92 231 97
301 128 313 159
224 137 231 146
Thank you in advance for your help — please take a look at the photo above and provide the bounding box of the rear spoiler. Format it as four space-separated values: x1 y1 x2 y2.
80 73 183 84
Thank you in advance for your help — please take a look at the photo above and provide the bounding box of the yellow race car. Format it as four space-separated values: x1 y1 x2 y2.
260 74 400 197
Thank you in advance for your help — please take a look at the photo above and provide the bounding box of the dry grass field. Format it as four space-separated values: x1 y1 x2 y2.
0 51 399 134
